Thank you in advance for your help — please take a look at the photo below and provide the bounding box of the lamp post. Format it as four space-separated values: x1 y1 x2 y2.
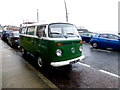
37 9 39 22
64 0 68 22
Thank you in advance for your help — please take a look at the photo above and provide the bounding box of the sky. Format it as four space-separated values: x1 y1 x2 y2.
0 0 119 34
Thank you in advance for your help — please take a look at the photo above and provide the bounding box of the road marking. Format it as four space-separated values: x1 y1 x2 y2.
94 49 111 53
78 62 91 68
99 69 120 78
78 62 120 78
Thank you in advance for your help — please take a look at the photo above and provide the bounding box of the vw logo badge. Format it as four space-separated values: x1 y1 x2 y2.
71 47 75 53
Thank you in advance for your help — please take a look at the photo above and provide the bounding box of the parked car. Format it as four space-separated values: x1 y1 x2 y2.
19 22 85 69
80 33 96 43
0 29 3 38
7 31 19 47
90 33 120 50
1 30 13 42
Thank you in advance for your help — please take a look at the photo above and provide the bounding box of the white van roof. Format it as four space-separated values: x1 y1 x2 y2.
23 22 73 27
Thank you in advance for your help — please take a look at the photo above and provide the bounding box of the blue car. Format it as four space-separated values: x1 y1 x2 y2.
80 33 96 43
90 33 120 50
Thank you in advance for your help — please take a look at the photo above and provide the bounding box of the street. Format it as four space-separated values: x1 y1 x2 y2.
1 39 119 88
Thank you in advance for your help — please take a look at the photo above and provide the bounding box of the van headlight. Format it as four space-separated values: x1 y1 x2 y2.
56 49 62 56
79 46 83 51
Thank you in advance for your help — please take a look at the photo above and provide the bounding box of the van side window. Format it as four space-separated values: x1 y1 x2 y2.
36 26 46 37
20 27 26 34
26 26 35 35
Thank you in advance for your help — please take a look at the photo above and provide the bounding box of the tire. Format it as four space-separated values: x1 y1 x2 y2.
10 42 14 47
21 47 27 56
92 42 98 48
37 56 44 68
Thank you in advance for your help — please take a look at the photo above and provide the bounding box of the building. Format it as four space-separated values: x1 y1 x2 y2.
4 25 20 31
77 28 93 34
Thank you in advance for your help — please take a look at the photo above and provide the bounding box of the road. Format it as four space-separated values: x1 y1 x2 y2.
82 42 119 75
1 40 119 88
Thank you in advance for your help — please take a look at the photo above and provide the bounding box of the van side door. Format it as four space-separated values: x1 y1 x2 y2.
26 26 36 54
35 25 47 58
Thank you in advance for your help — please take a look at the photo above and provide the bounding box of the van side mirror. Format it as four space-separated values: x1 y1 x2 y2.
37 32 42 38
37 30 43 38
37 34 41 38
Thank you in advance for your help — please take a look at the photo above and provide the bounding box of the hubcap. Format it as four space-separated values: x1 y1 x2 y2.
21 48 24 54
93 43 97 47
38 57 43 68
10 42 13 46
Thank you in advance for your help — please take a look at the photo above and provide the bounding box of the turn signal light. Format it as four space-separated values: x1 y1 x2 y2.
79 40 83 43
56 42 62 46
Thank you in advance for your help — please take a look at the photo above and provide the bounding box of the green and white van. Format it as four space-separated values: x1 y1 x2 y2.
19 22 85 68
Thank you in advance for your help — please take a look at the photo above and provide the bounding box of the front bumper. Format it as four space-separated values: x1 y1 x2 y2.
50 54 85 67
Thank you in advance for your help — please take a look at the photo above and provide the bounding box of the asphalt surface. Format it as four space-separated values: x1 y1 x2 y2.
82 42 119 75
1 39 58 88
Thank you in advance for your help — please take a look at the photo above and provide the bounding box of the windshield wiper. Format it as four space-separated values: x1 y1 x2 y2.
51 32 61 34
64 35 68 38
66 33 79 38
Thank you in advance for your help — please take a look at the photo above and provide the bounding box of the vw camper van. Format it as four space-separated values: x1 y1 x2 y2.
19 22 85 68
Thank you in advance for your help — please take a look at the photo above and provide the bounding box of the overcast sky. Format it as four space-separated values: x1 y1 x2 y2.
0 0 119 34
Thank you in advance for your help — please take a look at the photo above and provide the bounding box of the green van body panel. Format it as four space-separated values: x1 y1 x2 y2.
48 40 82 62
20 36 82 62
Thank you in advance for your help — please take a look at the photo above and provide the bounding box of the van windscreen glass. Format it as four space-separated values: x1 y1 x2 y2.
48 23 79 38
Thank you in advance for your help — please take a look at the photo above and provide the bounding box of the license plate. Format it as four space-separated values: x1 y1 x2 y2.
70 59 79 64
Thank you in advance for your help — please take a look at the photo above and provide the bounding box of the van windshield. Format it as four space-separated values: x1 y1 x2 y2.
48 23 79 38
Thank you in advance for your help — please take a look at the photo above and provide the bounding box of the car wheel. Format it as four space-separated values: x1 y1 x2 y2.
92 42 98 48
37 56 44 68
21 47 27 56
10 42 13 47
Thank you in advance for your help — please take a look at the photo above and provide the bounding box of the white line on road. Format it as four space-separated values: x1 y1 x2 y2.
99 69 120 78
78 62 91 68
94 49 111 53
78 62 120 78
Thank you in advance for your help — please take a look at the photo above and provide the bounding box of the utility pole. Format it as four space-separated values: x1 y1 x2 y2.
64 0 68 22
37 9 39 22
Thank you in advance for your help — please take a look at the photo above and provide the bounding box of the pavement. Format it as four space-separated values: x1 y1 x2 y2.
1 39 58 88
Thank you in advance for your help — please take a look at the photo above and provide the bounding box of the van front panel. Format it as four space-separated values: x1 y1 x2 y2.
48 39 82 62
